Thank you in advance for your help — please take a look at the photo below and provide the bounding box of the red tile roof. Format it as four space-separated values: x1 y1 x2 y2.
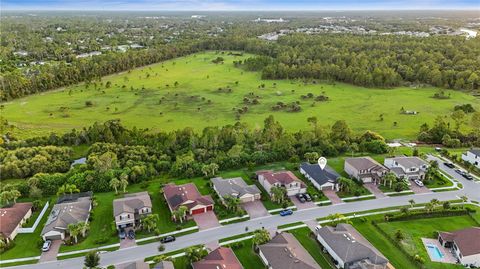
163 183 213 212
256 170 305 187
0 203 33 238
192 247 243 269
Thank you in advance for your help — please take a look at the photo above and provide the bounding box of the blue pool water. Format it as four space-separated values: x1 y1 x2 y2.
427 245 444 259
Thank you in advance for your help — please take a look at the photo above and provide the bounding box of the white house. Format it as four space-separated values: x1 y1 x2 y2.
256 170 306 196
113 192 152 230
462 149 480 169
438 227 480 267
384 156 429 180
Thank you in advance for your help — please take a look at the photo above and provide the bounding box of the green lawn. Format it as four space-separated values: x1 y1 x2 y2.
3 51 479 140
377 215 477 269
352 206 480 269
289 228 335 269
228 239 265 269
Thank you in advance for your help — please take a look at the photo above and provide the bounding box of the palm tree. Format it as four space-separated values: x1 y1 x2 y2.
10 190 21 204
270 186 286 204
109 178 120 194
68 223 80 244
0 191 13 205
425 203 434 213
153 254 170 263
400 206 409 215
383 172 397 188
408 199 416 208
142 214 159 232
442 201 451 210
252 229 270 248
337 177 354 193
327 213 351 225
173 206 188 223
430 199 440 210
119 174 129 193
185 245 207 263
77 221 90 238
224 195 240 212
84 250 100 269
57 184 80 196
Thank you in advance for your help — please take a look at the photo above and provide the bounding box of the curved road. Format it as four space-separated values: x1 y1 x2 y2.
11 155 480 269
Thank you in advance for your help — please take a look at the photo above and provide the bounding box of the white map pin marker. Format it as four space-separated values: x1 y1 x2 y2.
318 157 327 170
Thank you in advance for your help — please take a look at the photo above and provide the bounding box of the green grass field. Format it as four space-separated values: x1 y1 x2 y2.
2 51 479 140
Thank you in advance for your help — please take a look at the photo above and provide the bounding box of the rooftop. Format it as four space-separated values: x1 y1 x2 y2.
439 227 480 256
300 162 340 185
345 157 387 172
0 202 33 238
192 247 243 269
256 170 305 187
385 156 428 169
163 183 213 211
211 177 260 198
113 191 152 217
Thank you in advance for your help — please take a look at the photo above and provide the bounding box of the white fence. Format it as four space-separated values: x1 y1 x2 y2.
18 201 49 234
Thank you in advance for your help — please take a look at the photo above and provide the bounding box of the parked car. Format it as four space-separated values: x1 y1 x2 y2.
443 162 455 168
118 230 126 239
160 235 176 243
296 193 306 203
463 174 474 180
414 179 424 187
127 230 135 239
455 169 466 175
304 193 312 202
279 209 293 216
42 240 52 252
314 225 322 232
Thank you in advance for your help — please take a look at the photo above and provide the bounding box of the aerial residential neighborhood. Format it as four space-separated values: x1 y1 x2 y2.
1 4 480 269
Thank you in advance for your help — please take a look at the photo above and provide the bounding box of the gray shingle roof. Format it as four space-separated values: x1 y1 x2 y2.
468 149 480 157
113 192 152 217
211 177 260 199
317 224 388 266
345 157 387 172
258 232 321 269
41 195 92 236
300 162 340 185
387 157 428 169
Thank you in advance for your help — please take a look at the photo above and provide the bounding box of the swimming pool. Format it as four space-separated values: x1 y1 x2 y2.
427 244 444 259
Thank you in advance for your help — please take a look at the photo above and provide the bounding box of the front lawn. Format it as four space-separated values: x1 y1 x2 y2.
424 173 454 189
289 228 335 269
228 239 265 268
336 183 371 198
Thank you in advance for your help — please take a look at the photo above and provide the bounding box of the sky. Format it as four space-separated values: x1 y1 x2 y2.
2 0 479 11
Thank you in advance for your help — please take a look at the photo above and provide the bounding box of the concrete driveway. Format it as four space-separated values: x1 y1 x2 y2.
193 211 220 230
364 183 386 198
290 196 316 209
242 200 269 218
322 189 343 204
409 181 432 194
39 240 62 262
120 237 136 249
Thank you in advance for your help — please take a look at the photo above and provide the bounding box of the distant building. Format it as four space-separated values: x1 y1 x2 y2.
211 177 261 203
384 156 429 180
344 157 388 184
300 163 340 191
113 192 152 230
0 203 33 242
462 149 480 169
192 247 243 269
258 232 321 269
438 227 480 267
163 183 214 218
256 170 306 196
316 224 389 269
41 192 92 241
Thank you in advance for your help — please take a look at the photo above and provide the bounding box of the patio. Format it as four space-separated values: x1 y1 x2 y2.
421 238 457 264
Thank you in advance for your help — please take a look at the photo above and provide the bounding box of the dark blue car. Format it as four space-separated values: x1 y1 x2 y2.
279 209 293 216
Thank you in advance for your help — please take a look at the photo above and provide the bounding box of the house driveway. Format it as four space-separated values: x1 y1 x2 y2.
322 189 343 204
39 240 62 263
364 183 386 198
120 237 136 249
205 240 220 252
410 182 432 194
289 196 316 210
242 200 269 219
193 211 220 230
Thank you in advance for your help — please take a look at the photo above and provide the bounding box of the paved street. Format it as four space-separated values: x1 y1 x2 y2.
10 155 480 269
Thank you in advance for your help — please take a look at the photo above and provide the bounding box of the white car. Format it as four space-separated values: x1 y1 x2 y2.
414 180 424 187
42 240 52 252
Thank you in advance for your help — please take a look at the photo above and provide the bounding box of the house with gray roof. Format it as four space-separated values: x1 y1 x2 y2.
113 192 152 230
258 232 321 269
41 192 92 241
211 177 261 203
344 157 388 184
316 223 389 269
384 156 429 180
300 162 340 191
462 149 480 169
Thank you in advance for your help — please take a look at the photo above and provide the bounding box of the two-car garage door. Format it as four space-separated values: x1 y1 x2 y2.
191 205 213 215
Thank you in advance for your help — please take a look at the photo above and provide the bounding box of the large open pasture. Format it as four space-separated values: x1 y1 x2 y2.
2 51 479 140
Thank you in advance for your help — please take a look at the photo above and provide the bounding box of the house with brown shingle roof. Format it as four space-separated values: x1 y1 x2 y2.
258 232 321 269
0 202 32 241
438 227 480 267
256 170 306 196
344 157 388 184
113 192 152 230
163 183 214 219
192 247 243 269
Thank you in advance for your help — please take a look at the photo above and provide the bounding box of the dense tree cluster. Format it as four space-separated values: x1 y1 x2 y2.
1 117 388 196
226 34 480 90
0 146 72 179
